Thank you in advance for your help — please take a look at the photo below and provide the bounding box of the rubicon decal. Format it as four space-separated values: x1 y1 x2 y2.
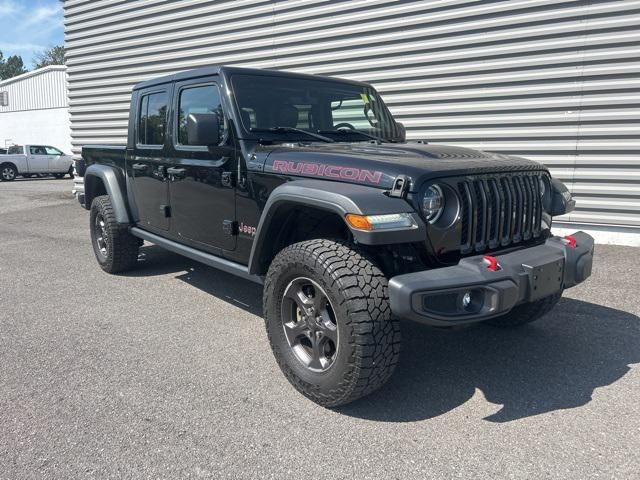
272 160 383 184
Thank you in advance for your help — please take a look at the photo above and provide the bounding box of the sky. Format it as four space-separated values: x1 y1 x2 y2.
0 0 64 68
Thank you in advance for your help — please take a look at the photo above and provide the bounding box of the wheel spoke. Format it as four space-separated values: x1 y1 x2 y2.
308 333 324 370
318 321 337 343
285 285 314 310
283 320 309 345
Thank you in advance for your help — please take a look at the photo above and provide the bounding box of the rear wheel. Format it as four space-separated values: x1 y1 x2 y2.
1 164 17 181
264 239 400 407
485 291 562 327
90 195 139 273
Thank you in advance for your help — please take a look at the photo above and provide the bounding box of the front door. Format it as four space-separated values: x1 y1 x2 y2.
44 146 66 172
129 88 171 231
167 80 236 251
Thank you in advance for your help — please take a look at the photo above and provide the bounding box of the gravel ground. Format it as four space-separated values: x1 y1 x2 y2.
1 178 639 479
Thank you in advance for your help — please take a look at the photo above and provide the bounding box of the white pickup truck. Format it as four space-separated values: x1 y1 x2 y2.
0 145 74 181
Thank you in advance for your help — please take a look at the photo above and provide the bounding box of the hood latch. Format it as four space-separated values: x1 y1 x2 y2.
388 175 411 198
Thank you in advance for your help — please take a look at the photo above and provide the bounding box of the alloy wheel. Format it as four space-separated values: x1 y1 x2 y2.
281 277 339 372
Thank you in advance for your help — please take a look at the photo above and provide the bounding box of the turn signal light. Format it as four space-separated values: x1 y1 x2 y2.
345 214 373 231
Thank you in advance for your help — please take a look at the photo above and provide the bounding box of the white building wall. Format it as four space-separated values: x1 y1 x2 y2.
0 109 73 154
0 66 72 153
63 0 640 243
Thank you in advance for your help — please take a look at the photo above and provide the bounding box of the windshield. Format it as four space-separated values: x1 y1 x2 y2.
231 74 402 142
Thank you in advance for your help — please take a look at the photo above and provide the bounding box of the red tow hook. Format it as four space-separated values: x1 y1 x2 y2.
563 235 577 249
483 255 501 272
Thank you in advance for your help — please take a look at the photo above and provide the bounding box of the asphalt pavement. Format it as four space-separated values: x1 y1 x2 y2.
1 178 639 479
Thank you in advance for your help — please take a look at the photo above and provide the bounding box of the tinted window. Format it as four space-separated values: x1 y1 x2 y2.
138 91 168 146
231 74 402 142
8 146 23 154
30 146 47 155
177 85 224 145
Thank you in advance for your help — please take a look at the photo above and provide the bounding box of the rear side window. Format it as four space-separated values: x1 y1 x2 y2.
8 146 23 154
138 91 168 146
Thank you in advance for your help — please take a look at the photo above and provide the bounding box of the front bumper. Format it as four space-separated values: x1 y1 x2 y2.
389 231 594 326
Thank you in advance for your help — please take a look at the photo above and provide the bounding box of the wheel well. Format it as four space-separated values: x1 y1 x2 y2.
84 175 107 208
0 162 17 171
255 205 350 275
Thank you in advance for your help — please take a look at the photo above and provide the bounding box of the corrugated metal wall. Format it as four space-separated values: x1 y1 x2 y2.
0 66 68 112
64 0 640 228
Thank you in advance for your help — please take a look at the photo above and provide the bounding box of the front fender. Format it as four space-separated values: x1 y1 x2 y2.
248 179 425 275
84 164 130 224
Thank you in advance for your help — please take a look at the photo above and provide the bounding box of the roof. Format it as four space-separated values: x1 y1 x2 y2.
0 65 67 88
133 65 370 91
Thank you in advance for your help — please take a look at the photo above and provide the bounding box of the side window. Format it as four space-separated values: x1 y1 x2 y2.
29 146 47 155
138 91 168 146
177 84 225 146
45 147 63 155
8 146 23 154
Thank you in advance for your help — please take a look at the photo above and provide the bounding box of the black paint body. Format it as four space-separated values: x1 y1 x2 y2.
81 66 556 274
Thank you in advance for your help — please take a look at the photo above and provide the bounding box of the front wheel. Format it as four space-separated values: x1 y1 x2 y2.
90 195 140 273
1 164 17 181
263 239 400 407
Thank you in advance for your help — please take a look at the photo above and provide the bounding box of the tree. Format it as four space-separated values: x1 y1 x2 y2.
0 53 27 80
33 46 66 69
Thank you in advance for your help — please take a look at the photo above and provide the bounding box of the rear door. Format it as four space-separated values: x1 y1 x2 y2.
129 88 171 231
167 78 236 251
27 146 49 173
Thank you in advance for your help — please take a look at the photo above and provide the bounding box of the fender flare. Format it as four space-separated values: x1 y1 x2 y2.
248 179 425 275
84 164 130 224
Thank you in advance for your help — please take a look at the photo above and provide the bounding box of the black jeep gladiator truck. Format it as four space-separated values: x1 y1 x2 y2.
78 66 593 407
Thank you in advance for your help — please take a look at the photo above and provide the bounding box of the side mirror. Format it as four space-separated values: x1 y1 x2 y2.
395 122 406 143
186 113 220 146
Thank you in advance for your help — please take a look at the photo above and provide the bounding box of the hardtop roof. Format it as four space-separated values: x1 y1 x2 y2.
133 66 371 91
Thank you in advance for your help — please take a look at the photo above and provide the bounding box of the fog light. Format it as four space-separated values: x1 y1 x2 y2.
462 292 472 309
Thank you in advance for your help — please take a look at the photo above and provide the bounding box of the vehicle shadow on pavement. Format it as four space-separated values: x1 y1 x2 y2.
127 246 640 424
128 245 264 316
338 299 640 423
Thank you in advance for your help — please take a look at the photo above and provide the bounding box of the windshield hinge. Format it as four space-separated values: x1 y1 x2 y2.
388 175 411 198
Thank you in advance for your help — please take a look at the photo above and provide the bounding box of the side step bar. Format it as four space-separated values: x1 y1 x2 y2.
130 227 263 285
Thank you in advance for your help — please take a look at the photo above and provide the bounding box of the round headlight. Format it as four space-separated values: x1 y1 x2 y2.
423 185 444 223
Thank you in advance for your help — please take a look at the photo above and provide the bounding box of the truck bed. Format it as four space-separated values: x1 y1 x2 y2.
77 145 126 177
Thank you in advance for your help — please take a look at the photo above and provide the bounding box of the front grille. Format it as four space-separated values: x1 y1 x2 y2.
458 172 546 254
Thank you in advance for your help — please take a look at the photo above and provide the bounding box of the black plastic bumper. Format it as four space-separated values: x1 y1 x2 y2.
389 231 594 326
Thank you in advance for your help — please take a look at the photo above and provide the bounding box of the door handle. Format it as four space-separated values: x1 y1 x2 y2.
132 163 148 171
167 167 186 178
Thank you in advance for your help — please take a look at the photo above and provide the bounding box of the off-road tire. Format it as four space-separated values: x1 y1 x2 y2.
485 291 562 328
264 239 401 407
90 195 139 273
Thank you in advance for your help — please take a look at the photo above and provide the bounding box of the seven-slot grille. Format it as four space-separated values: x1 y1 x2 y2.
458 172 547 254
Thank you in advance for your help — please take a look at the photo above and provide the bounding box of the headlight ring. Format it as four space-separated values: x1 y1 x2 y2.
423 184 445 223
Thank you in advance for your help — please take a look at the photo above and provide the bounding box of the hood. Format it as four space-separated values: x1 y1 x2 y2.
262 142 546 191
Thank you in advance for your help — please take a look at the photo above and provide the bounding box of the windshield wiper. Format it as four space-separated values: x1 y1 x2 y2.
250 126 334 143
317 129 389 143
